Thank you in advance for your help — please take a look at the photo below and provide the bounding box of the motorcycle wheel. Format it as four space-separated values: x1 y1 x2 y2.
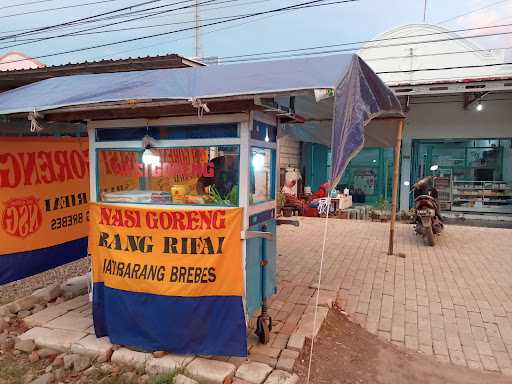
424 226 435 246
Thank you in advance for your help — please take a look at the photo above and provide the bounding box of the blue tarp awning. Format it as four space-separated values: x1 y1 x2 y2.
0 54 403 185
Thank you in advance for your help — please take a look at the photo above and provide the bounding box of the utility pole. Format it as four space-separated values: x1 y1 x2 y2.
194 0 202 59
423 0 427 23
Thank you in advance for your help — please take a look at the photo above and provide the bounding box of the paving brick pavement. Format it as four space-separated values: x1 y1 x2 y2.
274 218 512 376
14 218 512 379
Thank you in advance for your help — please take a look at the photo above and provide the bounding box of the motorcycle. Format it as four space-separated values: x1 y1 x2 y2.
411 176 444 246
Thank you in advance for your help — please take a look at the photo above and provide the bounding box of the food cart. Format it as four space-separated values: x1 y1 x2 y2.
0 54 403 357
87 111 280 356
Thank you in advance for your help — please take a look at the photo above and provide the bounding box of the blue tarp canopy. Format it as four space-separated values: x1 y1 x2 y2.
0 54 403 185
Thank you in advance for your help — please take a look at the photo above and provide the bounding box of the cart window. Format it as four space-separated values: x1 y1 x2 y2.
250 147 275 204
97 146 239 206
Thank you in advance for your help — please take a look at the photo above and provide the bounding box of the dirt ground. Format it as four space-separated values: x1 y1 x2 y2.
295 308 511 384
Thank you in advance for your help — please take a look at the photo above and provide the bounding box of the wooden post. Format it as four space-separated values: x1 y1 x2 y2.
388 119 405 255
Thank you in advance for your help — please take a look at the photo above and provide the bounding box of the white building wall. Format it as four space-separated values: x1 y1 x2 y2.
359 24 511 85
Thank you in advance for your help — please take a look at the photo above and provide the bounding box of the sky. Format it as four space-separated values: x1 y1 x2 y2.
1 0 512 66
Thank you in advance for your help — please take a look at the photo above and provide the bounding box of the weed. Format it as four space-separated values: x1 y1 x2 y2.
0 364 27 384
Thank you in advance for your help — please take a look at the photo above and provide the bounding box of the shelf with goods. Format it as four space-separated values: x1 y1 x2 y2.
433 169 453 211
452 180 512 213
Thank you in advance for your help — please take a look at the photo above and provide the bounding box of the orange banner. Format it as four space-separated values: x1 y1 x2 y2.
89 203 243 297
0 137 89 255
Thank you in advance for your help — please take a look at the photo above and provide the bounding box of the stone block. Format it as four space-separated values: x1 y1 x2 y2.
70 335 113 360
17 310 32 319
24 305 69 327
15 338 36 353
46 313 93 331
263 370 292 384
276 357 295 373
59 295 89 311
62 275 89 299
73 355 92 372
145 354 194 375
233 378 252 384
236 362 272 384
18 326 86 352
10 296 41 314
36 348 59 359
287 333 305 352
175 374 199 384
32 284 62 303
29 373 54 384
111 348 150 371
294 307 328 338
249 345 281 358
280 349 299 360
248 354 277 368
185 357 236 384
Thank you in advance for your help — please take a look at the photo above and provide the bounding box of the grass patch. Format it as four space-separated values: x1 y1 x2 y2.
0 363 28 384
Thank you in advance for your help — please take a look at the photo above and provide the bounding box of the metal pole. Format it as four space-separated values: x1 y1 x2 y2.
388 119 404 256
423 0 427 22
194 0 202 58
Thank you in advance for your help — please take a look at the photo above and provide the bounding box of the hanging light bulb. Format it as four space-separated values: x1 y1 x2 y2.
141 134 160 166
476 102 483 112
142 147 161 166
264 127 270 143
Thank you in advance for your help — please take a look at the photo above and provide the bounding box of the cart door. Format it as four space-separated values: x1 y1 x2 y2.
245 142 277 316
246 217 277 316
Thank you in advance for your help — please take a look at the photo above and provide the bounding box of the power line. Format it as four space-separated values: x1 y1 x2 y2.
1 0 337 45
0 0 123 20
2 0 359 65
0 0 61 10
0 0 250 45
437 0 511 24
375 62 512 74
0 0 168 41
93 0 339 58
0 0 271 36
0 0 223 50
211 22 512 62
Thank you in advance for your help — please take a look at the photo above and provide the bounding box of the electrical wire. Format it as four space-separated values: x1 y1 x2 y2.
0 0 271 36
0 0 61 10
437 0 511 24
0 0 168 41
0 0 344 49
0 0 223 50
213 21 512 61
93 0 329 59
376 61 512 74
2 0 357 64
217 30 512 63
0 0 124 20
0 0 246 45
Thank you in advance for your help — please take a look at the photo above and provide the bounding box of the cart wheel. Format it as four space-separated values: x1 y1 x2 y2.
255 317 271 344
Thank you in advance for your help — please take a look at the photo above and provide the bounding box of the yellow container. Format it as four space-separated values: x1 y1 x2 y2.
171 185 190 203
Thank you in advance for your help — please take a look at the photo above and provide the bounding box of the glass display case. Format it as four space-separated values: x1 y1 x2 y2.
452 180 512 213
97 146 240 206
